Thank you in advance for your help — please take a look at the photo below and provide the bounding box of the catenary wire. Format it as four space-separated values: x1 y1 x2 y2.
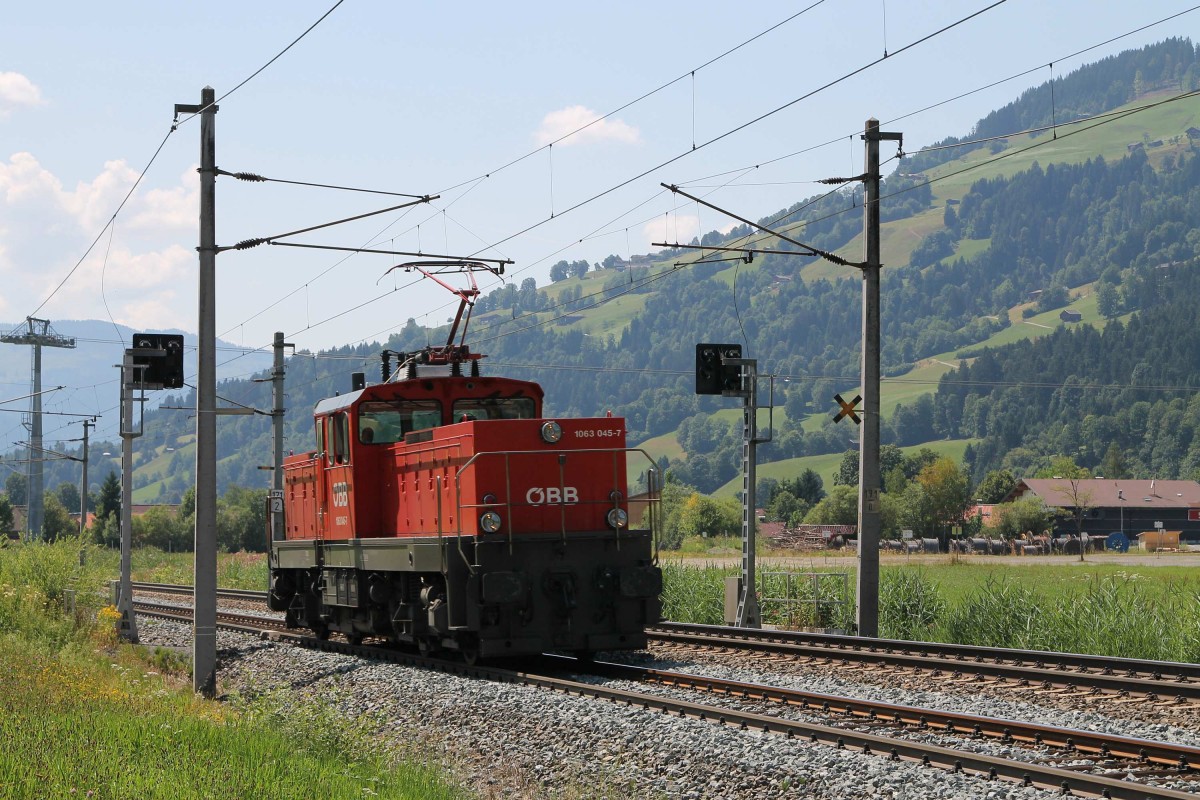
213 1 998 352
214 5 833 343
20 0 348 324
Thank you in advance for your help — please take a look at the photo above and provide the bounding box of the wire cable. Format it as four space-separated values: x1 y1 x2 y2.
22 0 348 323
470 2 1008 271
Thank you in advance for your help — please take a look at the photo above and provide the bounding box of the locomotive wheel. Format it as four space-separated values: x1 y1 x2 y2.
417 638 434 657
460 638 481 667
311 622 331 641
346 633 364 646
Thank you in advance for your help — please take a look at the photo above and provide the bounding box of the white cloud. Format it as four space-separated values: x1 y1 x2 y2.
534 105 639 147
0 72 45 116
0 151 63 205
127 166 199 231
0 152 197 330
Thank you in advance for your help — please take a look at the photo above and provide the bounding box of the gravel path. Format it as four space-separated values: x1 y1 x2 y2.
135 616 1186 800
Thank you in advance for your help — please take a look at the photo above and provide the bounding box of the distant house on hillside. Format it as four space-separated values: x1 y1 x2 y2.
1003 478 1200 543
1060 309 1082 323
1027 289 1043 302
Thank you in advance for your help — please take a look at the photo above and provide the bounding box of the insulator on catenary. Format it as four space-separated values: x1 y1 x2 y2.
234 238 268 250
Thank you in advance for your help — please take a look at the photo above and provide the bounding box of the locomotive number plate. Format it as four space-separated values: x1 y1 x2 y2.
573 428 622 438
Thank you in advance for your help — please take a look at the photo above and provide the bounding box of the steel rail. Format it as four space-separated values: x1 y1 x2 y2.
134 599 1199 800
649 623 1200 701
653 622 1200 680
555 655 1200 772
131 581 268 602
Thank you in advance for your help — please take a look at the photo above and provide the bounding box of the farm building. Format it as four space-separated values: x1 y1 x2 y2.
1002 479 1200 543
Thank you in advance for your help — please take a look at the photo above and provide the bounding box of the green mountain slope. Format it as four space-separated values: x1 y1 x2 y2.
94 38 1200 500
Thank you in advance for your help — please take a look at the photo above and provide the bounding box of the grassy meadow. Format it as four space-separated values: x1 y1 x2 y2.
0 538 462 800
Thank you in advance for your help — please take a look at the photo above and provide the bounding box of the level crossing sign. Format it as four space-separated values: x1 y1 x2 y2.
833 393 862 425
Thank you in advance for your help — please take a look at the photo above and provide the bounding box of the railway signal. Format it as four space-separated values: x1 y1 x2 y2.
694 341 772 629
131 333 185 389
695 343 744 396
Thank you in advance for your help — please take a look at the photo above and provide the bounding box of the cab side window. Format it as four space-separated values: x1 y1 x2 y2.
330 412 350 464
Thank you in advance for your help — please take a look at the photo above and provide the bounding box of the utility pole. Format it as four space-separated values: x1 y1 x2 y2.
1 317 76 539
271 332 292 546
857 119 901 638
176 87 218 697
79 418 94 536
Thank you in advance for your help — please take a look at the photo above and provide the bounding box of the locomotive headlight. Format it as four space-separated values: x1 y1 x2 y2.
540 421 563 444
480 511 503 533
606 508 628 529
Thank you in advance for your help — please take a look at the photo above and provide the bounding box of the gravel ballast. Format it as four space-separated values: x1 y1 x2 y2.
133 616 1185 799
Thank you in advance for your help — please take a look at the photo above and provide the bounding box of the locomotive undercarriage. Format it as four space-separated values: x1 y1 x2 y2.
269 531 661 662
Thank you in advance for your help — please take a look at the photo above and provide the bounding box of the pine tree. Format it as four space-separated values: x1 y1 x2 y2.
96 471 121 525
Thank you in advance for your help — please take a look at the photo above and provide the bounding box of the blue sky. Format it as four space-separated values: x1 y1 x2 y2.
3 0 1199 362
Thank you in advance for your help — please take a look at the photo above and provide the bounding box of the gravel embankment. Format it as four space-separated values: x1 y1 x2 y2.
135 615 1190 800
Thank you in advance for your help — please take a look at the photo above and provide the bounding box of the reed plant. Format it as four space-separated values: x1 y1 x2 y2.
662 560 1200 661
659 561 737 625
944 572 1200 661
878 569 946 642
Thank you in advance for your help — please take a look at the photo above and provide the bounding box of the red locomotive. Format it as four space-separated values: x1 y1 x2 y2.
267 262 662 662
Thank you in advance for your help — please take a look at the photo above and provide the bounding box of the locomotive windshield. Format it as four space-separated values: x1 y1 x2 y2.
359 399 442 444
452 396 536 422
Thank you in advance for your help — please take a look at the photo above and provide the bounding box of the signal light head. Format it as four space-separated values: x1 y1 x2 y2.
695 342 742 395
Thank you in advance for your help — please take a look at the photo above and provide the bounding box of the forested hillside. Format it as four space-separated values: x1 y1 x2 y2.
38 37 1199 502
938 259 1200 483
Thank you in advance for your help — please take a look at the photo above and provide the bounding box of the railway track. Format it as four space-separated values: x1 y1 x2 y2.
134 595 1200 799
648 622 1200 703
130 583 1200 703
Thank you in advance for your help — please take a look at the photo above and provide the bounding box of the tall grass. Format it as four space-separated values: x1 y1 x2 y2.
0 535 105 647
127 548 269 590
659 561 737 625
944 573 1200 661
662 560 1200 661
878 569 945 642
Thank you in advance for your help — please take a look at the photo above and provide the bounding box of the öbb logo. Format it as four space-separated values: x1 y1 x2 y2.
525 486 579 505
